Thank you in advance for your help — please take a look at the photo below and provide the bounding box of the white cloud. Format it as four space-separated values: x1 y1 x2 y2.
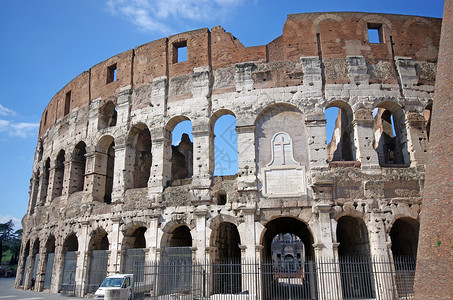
0 214 22 230
0 119 39 138
0 104 16 117
10 122 39 138
107 0 249 34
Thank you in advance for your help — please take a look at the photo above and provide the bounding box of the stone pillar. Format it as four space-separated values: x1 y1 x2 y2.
112 143 127 203
108 217 122 273
37 164 49 206
28 173 39 214
51 241 64 293
352 112 380 171
23 245 34 290
116 88 131 126
368 213 393 300
47 160 57 203
61 153 73 200
85 150 107 202
236 124 257 191
347 55 370 85
394 57 418 98
305 114 329 172
405 112 429 168
146 214 160 261
77 221 90 296
193 207 208 262
312 184 342 300
300 56 323 97
151 76 168 116
148 128 171 204
235 62 254 92
192 123 213 202
238 206 258 298
35 243 47 291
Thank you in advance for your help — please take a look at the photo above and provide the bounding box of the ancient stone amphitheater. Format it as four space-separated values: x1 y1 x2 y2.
15 12 441 299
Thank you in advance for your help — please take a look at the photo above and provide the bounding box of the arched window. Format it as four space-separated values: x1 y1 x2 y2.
69 142 87 194
325 102 354 162
373 102 409 166
131 125 152 188
424 103 432 140
98 101 117 129
170 119 193 182
212 112 238 176
52 150 65 199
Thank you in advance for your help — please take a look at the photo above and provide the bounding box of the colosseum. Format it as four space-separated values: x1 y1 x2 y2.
15 12 441 300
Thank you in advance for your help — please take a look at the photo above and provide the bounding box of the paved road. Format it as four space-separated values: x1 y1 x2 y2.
0 278 85 299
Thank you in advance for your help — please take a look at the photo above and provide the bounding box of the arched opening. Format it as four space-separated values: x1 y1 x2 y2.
212 113 238 176
40 158 50 204
261 217 315 299
61 234 78 294
52 150 65 199
337 216 374 299
95 136 115 204
424 103 432 140
69 142 87 195
170 119 193 182
19 240 30 286
98 101 117 129
325 103 354 162
159 225 193 296
212 222 242 294
373 102 408 166
390 218 419 297
130 125 152 188
87 228 109 293
30 239 40 290
122 226 147 274
43 235 56 290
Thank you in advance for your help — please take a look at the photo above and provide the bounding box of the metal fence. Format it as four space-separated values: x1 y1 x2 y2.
132 256 416 300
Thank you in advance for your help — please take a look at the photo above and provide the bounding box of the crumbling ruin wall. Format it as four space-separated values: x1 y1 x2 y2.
17 12 440 297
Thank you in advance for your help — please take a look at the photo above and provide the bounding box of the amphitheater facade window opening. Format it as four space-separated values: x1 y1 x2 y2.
106 64 117 84
64 91 71 116
214 114 238 176
367 23 383 43
170 120 193 181
52 150 66 199
173 40 187 63
325 106 354 162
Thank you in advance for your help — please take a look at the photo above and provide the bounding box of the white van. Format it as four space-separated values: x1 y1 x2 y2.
94 274 133 300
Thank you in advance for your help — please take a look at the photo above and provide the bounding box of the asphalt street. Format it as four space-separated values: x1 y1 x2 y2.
0 278 85 300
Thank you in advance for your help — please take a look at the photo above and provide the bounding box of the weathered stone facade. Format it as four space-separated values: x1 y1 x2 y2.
16 12 441 298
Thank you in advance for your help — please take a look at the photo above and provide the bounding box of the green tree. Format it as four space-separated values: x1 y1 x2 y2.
0 220 14 265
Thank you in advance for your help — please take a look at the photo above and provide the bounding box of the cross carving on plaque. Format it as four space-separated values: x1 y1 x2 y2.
275 135 290 165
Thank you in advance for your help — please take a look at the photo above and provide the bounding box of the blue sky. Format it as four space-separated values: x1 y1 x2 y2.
0 0 444 228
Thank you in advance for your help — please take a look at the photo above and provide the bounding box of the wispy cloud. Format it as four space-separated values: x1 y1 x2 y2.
107 0 249 34
0 104 16 117
0 105 39 138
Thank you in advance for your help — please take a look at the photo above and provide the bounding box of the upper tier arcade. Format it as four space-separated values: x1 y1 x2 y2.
38 12 441 137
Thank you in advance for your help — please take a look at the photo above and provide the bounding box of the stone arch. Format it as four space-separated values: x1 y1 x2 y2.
260 217 316 299
166 116 193 181
61 233 78 293
95 135 115 203
125 123 152 189
336 215 374 299
98 101 117 129
325 100 355 162
69 141 87 195
52 149 65 199
87 228 109 293
121 224 147 273
313 14 344 33
373 101 409 166
161 225 193 248
390 217 419 258
210 109 238 176
42 235 56 290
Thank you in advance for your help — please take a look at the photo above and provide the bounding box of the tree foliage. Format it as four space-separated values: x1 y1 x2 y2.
0 220 22 266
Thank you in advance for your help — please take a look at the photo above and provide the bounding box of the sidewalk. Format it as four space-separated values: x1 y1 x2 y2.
0 278 85 299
